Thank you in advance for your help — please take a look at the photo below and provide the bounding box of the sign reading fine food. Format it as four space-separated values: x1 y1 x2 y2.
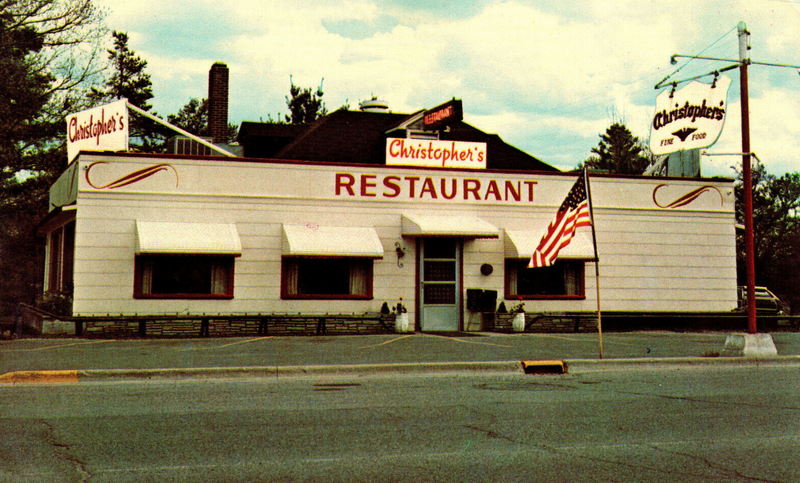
66 98 129 163
649 76 731 156
386 138 487 169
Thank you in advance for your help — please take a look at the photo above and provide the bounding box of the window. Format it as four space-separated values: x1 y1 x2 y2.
134 254 234 299
408 129 439 140
282 257 373 299
506 259 585 299
47 221 75 294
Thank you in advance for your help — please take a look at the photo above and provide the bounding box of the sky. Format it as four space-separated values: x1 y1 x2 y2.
94 0 800 177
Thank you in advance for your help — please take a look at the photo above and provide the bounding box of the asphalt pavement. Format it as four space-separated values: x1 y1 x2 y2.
2 331 800 383
5 366 800 481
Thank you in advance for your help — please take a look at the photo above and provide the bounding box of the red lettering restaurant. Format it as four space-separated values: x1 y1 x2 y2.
31 63 738 337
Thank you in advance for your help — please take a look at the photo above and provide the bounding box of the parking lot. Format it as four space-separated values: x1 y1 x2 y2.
3 331 800 374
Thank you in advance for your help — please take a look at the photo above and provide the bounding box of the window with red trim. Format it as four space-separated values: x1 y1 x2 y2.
281 257 373 299
505 259 585 299
47 221 75 294
134 254 234 299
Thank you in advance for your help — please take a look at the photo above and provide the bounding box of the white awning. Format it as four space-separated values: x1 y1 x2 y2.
504 228 594 260
282 224 384 258
136 221 242 255
401 214 499 238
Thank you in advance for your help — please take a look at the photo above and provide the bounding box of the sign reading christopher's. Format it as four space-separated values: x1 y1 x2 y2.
386 138 487 169
649 76 731 156
66 98 129 163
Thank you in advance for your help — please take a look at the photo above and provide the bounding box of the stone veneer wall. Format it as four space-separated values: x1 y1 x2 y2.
31 309 606 338
79 314 395 338
493 313 599 333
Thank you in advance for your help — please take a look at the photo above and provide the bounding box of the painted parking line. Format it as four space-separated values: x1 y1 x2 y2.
360 334 415 349
12 340 115 352
535 333 642 348
176 336 275 351
187 336 274 349
424 334 513 348
597 334 685 348
217 336 274 348
533 334 594 343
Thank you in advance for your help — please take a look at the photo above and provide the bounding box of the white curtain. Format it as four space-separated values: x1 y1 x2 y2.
140 258 154 294
349 260 369 296
564 264 579 295
508 261 519 295
284 259 299 295
211 261 229 294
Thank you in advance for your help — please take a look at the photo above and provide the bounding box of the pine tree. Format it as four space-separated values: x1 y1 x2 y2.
166 97 238 143
0 18 52 180
735 160 800 312
584 123 650 175
89 31 152 107
167 98 209 136
0 0 105 316
89 31 165 151
284 78 327 124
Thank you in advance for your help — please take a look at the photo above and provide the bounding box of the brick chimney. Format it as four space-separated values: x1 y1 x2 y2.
208 62 229 144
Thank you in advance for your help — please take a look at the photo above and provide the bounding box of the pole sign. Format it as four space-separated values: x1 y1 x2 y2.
422 99 463 130
66 98 129 163
386 138 487 169
649 76 731 156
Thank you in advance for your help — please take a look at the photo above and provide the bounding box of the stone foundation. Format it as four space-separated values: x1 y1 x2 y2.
493 313 599 333
77 314 395 338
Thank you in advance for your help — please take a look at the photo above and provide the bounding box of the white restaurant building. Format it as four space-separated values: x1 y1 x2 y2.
35 65 738 336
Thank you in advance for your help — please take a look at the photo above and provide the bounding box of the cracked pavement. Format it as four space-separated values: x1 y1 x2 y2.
2 364 799 481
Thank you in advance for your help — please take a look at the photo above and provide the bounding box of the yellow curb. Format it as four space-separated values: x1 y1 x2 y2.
520 360 567 374
0 370 80 384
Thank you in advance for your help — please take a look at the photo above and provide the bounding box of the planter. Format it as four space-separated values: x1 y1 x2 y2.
511 312 525 332
395 312 410 333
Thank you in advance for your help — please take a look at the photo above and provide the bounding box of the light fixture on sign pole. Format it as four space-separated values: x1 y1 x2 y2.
658 22 800 335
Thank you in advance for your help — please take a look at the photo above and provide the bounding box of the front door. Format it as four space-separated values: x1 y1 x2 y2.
419 238 461 331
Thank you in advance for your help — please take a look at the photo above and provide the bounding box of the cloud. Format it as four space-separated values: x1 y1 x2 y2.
95 0 800 175
322 15 400 40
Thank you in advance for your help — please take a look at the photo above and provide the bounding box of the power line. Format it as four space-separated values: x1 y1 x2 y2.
655 25 737 89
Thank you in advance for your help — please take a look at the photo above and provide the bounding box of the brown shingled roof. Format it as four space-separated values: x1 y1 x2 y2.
238 108 558 172
277 109 410 164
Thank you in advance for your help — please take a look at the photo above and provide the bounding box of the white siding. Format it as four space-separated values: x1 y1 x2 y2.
69 154 738 318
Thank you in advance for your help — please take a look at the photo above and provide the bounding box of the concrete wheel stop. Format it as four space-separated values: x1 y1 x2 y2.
722 333 778 357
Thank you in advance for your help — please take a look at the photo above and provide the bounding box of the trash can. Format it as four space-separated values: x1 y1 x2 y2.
480 290 497 312
466 289 483 312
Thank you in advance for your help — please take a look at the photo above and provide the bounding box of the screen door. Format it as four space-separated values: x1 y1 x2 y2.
419 238 461 331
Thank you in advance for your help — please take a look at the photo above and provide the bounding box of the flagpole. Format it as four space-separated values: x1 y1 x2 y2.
584 169 604 359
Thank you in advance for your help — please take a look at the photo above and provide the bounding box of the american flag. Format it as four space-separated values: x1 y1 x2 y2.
528 172 593 268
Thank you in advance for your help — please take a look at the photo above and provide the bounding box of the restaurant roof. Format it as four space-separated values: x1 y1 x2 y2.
239 108 558 172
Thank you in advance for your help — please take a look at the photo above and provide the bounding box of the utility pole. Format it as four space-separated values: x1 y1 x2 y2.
660 22 800 338
737 22 757 335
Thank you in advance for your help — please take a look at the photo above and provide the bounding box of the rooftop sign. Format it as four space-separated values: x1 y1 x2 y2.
650 77 731 156
385 138 486 169
66 98 129 163
422 99 463 130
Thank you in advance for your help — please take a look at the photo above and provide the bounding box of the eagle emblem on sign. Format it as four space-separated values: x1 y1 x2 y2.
671 127 698 142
